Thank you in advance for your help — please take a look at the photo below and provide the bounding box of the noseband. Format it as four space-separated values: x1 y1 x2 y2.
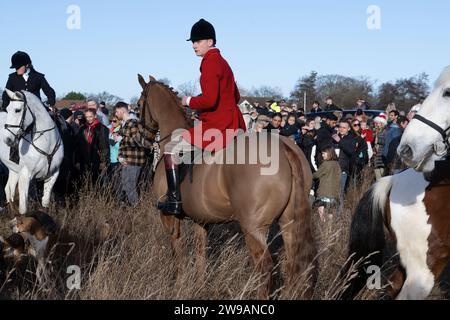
413 114 450 150
4 92 62 177
139 85 173 145
4 94 34 143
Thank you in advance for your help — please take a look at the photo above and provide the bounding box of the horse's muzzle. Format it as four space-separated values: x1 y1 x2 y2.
4 136 16 148
398 144 413 161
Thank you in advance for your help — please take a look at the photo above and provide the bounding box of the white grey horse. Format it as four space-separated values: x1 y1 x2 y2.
0 90 63 214
398 66 450 172
239 101 254 131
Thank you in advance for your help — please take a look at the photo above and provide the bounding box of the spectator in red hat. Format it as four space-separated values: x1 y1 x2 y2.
373 113 388 180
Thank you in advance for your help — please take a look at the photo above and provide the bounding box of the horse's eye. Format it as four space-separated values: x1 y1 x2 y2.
444 89 450 98
14 109 21 113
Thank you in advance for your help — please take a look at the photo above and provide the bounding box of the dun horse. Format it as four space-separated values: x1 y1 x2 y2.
137 75 316 299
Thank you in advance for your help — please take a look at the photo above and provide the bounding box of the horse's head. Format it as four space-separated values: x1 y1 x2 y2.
398 66 450 172
137 74 191 141
3 89 34 147
137 74 159 140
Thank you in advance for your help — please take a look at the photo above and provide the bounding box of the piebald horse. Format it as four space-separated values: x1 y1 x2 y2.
344 66 450 300
0 90 63 214
137 75 317 299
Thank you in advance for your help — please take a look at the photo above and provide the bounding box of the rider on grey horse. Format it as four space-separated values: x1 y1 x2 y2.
2 52 67 164
2 51 56 112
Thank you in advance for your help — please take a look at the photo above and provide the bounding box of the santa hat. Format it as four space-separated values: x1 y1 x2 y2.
374 113 387 125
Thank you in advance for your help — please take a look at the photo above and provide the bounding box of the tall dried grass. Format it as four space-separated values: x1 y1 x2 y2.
0 167 446 300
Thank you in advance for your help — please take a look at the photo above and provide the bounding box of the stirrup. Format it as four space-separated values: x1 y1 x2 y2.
156 195 182 215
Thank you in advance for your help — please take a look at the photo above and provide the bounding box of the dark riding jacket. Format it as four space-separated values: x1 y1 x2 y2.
75 122 110 176
2 69 56 110
336 133 357 174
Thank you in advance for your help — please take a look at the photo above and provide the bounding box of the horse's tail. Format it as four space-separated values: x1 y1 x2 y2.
281 137 317 295
341 176 393 299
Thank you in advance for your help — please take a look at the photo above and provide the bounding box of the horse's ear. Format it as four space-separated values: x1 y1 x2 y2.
149 75 157 82
5 89 17 100
15 91 24 101
7 89 24 101
138 74 147 90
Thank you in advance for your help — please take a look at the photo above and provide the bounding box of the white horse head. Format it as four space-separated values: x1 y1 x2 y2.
3 89 35 147
398 66 450 172
239 102 254 130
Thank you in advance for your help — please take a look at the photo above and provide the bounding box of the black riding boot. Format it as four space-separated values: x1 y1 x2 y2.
156 154 182 215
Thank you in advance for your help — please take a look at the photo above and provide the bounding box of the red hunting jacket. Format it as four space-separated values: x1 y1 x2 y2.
184 48 247 151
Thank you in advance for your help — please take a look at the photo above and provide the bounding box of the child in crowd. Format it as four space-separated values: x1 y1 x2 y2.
313 146 341 222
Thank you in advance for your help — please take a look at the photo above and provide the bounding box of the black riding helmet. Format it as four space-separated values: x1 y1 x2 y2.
10 51 32 69
187 18 216 45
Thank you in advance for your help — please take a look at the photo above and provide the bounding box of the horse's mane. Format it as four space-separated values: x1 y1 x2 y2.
23 91 47 111
149 81 193 127
151 81 182 107
434 66 450 88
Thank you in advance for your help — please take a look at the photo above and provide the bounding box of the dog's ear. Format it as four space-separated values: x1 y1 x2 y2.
0 237 13 259
6 234 25 250
9 217 17 227
26 217 39 235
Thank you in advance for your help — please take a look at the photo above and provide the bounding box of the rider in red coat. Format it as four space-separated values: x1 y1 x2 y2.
184 46 246 151
157 18 246 216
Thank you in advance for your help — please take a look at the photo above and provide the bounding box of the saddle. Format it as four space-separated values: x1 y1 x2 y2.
176 131 246 184
178 150 203 184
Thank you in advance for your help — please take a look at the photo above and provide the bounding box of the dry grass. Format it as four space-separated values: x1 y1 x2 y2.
0 168 447 300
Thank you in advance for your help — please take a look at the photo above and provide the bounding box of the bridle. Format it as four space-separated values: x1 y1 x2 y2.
4 92 62 177
4 94 34 144
413 114 450 150
139 84 173 145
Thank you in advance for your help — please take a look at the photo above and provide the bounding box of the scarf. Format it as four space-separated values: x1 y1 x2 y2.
109 125 120 134
84 119 100 145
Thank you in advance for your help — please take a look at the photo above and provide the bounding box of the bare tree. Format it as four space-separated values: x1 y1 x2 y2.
250 85 283 99
376 73 429 111
377 82 397 109
130 96 140 105
87 91 122 106
315 75 375 109
177 80 200 97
